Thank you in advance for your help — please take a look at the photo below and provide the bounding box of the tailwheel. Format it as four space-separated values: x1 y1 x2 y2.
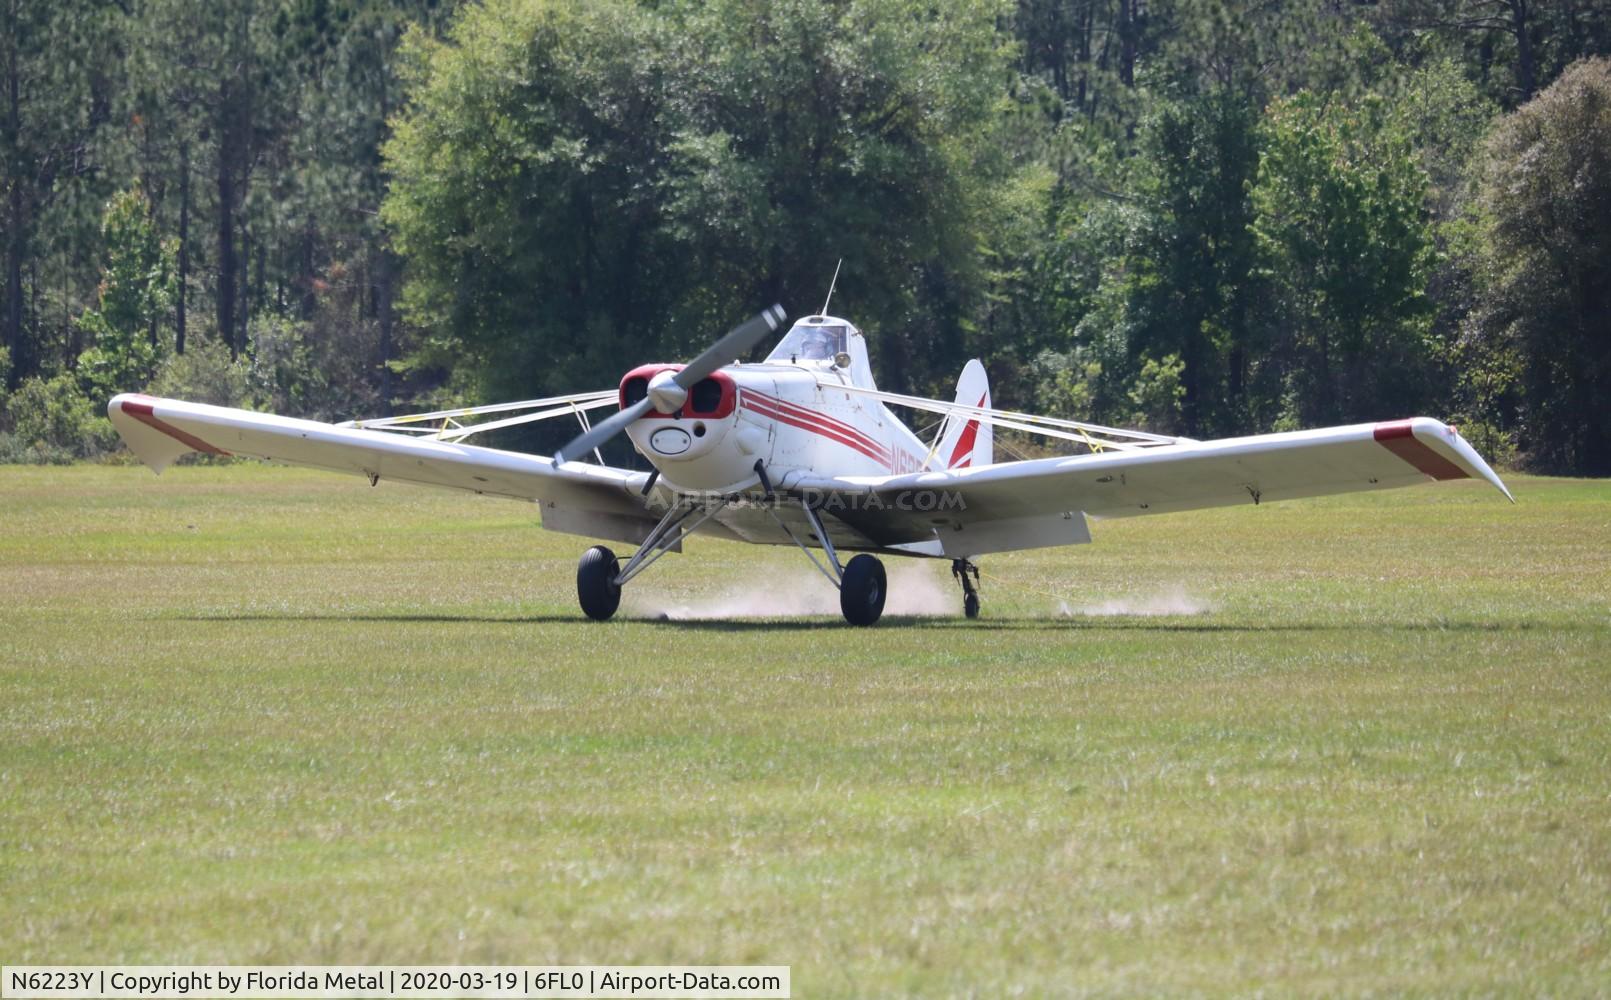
840 554 887 626
577 545 622 621
953 559 981 619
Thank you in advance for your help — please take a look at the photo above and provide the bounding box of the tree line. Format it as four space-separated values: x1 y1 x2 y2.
2 0 1608 473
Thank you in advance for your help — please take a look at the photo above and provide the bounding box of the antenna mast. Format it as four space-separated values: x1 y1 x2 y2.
819 259 843 315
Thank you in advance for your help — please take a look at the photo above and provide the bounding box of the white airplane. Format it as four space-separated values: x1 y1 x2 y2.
108 306 1513 625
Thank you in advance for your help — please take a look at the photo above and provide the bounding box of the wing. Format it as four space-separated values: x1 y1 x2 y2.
107 393 688 547
794 417 1513 558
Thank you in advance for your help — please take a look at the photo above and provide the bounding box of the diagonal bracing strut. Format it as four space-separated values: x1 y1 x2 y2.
612 498 724 587
763 498 844 588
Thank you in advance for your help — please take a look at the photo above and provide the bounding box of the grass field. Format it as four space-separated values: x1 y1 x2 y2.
2 464 1608 995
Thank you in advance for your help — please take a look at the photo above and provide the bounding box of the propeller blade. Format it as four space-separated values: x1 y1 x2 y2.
550 305 788 465
674 304 788 388
553 397 653 466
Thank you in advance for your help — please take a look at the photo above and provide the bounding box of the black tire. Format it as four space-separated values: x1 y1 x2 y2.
577 546 622 621
964 592 981 619
839 554 887 626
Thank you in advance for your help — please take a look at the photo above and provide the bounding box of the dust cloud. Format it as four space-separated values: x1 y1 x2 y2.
627 560 956 620
1057 584 1211 617
621 559 1211 622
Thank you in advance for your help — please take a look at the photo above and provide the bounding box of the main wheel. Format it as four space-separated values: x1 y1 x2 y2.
577 545 622 621
964 592 981 619
839 554 887 626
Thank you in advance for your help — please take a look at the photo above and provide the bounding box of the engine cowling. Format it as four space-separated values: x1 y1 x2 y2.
619 365 756 491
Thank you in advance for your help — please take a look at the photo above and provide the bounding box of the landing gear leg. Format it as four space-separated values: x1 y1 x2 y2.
577 499 723 621
952 559 981 619
772 500 886 626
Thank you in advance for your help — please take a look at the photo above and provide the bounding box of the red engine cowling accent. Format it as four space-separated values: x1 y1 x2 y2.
618 364 736 419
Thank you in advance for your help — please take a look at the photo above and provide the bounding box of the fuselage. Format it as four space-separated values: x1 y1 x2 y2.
621 316 932 493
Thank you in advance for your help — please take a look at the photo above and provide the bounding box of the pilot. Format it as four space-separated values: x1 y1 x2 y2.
798 326 836 361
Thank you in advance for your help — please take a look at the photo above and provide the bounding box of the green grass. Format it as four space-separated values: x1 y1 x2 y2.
2 464 1608 995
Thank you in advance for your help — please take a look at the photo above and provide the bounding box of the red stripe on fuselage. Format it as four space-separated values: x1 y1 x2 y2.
1373 421 1467 480
741 389 889 456
739 388 929 472
749 389 880 446
119 397 230 456
740 392 890 466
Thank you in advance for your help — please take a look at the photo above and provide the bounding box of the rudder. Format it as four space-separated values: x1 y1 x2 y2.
933 359 992 469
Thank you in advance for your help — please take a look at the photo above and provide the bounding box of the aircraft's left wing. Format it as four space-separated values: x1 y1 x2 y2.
792 417 1513 558
107 393 686 547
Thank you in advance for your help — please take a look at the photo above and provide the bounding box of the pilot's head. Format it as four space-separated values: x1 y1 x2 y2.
800 327 834 360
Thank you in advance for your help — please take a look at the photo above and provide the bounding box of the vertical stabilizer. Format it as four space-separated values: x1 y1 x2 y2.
933 359 993 469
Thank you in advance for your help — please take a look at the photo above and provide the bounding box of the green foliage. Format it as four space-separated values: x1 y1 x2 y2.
1125 87 1265 436
1018 184 1142 423
1154 0 1365 102
5 0 1610 470
1032 350 1099 422
1466 57 1611 474
146 319 345 419
383 0 1017 397
74 189 178 403
1252 91 1437 426
676 0 1021 392
1368 0 1611 109
1127 353 1185 432
1389 58 1498 219
382 0 676 398
0 0 127 382
0 374 118 463
147 335 253 410
292 263 395 420
246 315 323 415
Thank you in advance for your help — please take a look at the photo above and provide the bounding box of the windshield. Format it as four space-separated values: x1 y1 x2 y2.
765 322 847 363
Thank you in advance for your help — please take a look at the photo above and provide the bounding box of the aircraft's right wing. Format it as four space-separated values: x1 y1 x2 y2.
107 393 695 547
796 417 1513 558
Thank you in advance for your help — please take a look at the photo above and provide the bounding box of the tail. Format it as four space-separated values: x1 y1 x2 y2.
932 359 992 469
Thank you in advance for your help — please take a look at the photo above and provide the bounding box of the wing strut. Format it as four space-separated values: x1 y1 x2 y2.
818 379 1183 454
340 391 619 445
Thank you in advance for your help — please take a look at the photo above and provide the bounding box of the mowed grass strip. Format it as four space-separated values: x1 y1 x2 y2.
1 464 1607 994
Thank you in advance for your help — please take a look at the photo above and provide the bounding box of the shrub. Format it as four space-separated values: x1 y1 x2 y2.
1 374 118 462
247 315 321 415
74 188 177 402
148 335 253 408
1127 354 1186 433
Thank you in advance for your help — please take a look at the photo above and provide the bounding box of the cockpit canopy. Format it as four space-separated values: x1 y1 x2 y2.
766 318 847 363
764 315 876 388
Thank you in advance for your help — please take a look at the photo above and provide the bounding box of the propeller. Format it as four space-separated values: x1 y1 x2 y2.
552 304 787 466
